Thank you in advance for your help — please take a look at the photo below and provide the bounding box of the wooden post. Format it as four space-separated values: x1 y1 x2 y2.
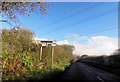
40 46 42 61
52 47 54 69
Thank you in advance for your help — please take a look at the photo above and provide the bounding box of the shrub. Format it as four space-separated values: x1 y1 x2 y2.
1 28 74 80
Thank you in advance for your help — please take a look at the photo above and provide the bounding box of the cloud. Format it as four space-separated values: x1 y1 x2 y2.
33 36 118 57
66 33 88 44
67 33 87 41
68 34 118 56
56 40 69 45
33 37 70 45
88 36 118 55
32 37 48 41
73 44 100 56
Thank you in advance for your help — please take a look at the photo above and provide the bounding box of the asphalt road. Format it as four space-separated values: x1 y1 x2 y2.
53 62 120 81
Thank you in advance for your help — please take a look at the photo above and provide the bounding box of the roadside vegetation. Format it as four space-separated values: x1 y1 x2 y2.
1 2 51 26
1 2 74 80
1 27 74 80
77 51 120 77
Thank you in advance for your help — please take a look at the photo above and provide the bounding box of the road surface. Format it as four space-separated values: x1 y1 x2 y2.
53 62 120 81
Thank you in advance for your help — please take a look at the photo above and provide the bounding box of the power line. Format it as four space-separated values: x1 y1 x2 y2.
35 2 104 31
38 9 117 37
56 25 117 41
53 24 117 39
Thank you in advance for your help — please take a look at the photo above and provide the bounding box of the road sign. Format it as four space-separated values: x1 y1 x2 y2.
33 40 56 47
33 40 56 68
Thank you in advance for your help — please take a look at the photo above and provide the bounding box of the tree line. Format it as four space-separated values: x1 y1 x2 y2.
1 27 74 80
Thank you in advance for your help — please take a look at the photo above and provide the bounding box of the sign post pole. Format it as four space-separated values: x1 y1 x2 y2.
40 46 42 61
52 47 54 69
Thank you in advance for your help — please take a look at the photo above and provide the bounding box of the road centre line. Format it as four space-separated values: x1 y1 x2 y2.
96 76 104 82
86 68 92 73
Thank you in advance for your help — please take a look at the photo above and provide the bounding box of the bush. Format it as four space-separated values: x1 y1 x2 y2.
1 28 74 80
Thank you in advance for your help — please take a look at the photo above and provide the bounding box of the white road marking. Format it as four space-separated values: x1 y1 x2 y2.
96 76 104 82
86 68 92 73
80 63 92 73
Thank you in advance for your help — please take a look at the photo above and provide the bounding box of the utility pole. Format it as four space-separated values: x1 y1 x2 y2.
40 46 42 61
52 47 54 69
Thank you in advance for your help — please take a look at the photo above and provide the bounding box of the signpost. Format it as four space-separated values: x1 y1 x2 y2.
40 46 42 61
52 47 54 68
33 40 56 68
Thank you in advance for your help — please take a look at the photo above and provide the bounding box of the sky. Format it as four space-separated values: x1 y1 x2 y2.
2 2 118 56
